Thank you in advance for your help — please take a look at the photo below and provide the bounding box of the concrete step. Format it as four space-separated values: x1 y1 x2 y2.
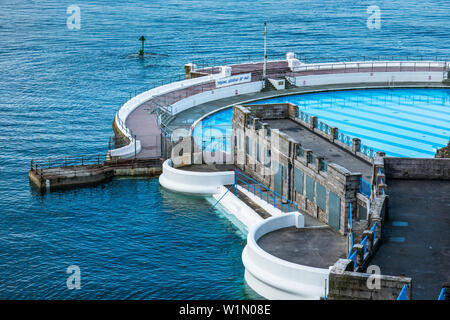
262 78 277 92
285 77 297 89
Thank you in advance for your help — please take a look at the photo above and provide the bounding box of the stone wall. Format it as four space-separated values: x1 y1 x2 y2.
328 259 412 300
384 157 450 180
232 103 373 236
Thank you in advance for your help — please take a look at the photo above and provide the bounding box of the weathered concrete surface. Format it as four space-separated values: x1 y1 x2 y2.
125 100 162 159
384 157 450 180
329 259 412 300
257 226 347 268
29 165 114 191
369 179 450 300
266 119 372 181
29 159 162 192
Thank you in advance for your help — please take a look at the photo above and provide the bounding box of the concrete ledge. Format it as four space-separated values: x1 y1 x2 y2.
212 185 263 232
328 259 412 300
242 213 329 300
384 157 450 180
158 159 235 196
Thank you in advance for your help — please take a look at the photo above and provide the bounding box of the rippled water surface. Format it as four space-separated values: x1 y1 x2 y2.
0 0 448 299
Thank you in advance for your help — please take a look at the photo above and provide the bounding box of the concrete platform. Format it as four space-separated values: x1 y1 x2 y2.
29 158 162 192
265 118 373 181
257 226 347 269
369 179 450 300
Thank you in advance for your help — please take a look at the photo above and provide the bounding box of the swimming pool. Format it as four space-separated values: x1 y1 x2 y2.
195 88 450 158
193 108 233 153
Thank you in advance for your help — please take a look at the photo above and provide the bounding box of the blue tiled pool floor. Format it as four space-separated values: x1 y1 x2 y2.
254 88 450 158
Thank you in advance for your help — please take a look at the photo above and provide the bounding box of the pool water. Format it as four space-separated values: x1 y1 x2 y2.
194 88 450 158
193 108 233 153
254 88 450 158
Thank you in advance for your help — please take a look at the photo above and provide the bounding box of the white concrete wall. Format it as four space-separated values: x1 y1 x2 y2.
158 159 235 196
112 71 227 158
242 213 330 300
292 71 444 87
112 73 262 158
290 61 447 87
110 138 141 159
171 81 264 114
212 185 264 232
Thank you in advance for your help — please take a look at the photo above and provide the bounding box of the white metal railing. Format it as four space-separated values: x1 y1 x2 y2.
291 60 449 73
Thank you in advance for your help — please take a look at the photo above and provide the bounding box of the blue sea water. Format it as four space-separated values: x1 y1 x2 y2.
0 0 449 299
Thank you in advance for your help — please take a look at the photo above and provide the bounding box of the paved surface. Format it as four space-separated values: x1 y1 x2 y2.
125 99 161 158
266 119 373 181
370 179 450 300
258 226 347 268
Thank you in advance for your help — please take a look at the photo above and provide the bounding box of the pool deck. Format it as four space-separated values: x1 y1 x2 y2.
257 226 347 269
121 55 449 160
265 119 373 181
369 179 450 300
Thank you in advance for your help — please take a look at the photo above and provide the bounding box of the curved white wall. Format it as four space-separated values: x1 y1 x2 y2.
110 138 142 159
159 159 235 196
112 70 227 158
242 213 330 300
290 61 447 87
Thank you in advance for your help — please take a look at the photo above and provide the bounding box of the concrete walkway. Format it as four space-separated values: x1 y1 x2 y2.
265 119 373 181
369 179 450 300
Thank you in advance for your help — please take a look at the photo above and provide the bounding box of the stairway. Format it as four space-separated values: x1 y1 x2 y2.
284 77 298 89
262 78 277 92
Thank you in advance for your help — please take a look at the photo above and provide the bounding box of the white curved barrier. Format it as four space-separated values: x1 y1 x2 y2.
242 213 330 300
112 70 227 158
290 61 448 87
110 139 141 159
159 159 235 196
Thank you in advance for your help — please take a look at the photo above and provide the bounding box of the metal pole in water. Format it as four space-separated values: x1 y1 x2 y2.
263 22 267 79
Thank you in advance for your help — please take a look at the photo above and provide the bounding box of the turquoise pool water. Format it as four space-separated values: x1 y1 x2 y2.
196 89 450 158
193 108 233 153
254 88 450 158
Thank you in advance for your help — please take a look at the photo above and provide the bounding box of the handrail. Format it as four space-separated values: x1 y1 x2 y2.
348 202 354 258
30 154 105 171
361 236 368 255
371 222 377 240
397 284 409 300
235 169 298 213
438 287 447 300
211 183 236 209
348 250 357 269
378 168 386 195
360 178 372 197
